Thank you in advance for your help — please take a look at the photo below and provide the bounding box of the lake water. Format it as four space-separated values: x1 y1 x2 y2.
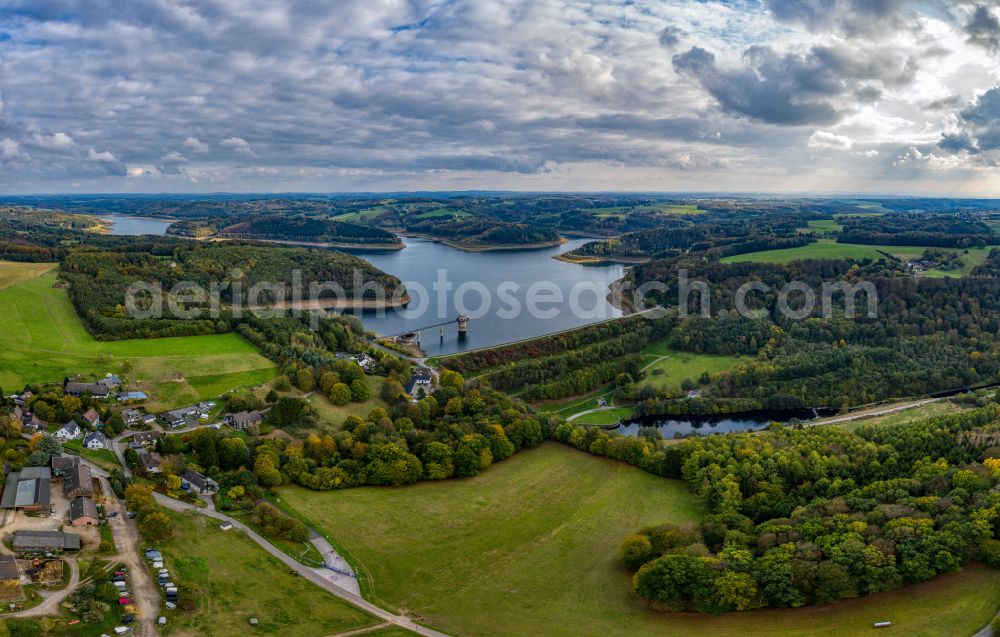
101 215 173 235
351 237 625 356
612 409 827 438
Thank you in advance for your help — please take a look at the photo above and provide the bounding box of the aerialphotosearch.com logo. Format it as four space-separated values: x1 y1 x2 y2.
123 267 879 325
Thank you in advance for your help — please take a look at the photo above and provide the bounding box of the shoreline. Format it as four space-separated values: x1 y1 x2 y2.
255 293 411 311
209 235 406 251
402 232 567 252
553 252 649 265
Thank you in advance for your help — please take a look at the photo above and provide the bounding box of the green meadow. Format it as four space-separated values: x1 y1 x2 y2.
279 443 1000 637
157 510 376 637
0 264 275 408
722 239 990 277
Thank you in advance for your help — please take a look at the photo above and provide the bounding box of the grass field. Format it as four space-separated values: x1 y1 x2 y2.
639 339 742 392
572 406 633 425
305 375 390 430
414 207 468 219
583 203 705 218
157 510 377 637
279 444 1000 637
806 219 843 234
0 264 275 408
722 240 989 276
0 261 58 290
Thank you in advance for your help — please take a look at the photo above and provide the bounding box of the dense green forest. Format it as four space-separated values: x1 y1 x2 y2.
563 213 815 261
406 217 560 247
217 215 401 245
838 214 1000 248
62 242 405 340
145 369 544 495
551 403 1000 613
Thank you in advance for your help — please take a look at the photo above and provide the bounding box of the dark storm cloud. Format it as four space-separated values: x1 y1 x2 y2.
937 87 1000 155
658 26 685 49
764 0 910 35
672 44 917 125
965 5 1000 51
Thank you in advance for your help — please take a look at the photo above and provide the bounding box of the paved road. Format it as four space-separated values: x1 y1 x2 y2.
153 493 452 637
309 532 360 595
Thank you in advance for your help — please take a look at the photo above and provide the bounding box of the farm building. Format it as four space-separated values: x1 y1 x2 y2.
1 467 52 516
13 530 80 552
64 462 93 499
63 382 110 399
0 555 19 583
69 497 100 526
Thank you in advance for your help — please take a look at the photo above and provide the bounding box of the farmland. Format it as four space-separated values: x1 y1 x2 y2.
0 264 275 408
278 443 1000 637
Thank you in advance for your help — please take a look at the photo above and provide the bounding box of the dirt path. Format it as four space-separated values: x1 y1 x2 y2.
96 472 159 637
326 623 392 637
804 397 944 427
9 559 79 618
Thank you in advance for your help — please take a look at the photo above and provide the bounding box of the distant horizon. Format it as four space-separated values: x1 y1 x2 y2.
5 190 1000 201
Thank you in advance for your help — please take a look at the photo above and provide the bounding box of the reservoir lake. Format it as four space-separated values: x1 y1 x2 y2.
104 215 626 357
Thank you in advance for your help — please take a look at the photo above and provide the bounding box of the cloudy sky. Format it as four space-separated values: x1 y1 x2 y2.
4 0 1000 194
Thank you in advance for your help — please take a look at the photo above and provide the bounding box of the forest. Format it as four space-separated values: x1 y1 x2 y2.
838 214 1000 248
61 241 405 340
217 215 401 245
142 369 546 495
552 402 1000 613
405 217 560 247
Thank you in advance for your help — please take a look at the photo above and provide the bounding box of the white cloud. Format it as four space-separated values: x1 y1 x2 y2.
182 137 209 154
0 139 27 162
220 136 258 158
87 148 119 163
808 130 854 150
28 131 76 153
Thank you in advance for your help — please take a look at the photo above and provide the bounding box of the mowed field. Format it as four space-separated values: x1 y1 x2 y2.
722 239 990 277
158 510 377 637
280 443 1000 637
0 264 275 408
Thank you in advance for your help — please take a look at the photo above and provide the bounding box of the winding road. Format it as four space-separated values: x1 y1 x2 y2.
152 493 451 637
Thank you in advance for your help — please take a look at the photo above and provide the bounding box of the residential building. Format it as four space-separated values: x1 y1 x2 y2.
227 410 263 432
182 469 217 494
132 431 160 447
137 449 162 474
81 408 101 428
55 420 82 441
83 431 108 450
405 368 433 400
98 374 122 388
122 408 143 426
